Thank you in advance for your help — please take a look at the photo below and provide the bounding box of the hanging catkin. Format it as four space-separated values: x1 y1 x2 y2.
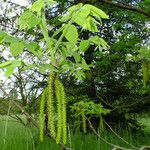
142 61 150 87
81 111 86 133
47 73 56 138
39 73 67 144
59 81 67 144
39 89 46 142
55 76 62 144
54 76 67 144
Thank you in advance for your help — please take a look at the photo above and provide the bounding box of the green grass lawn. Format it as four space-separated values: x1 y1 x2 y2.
0 115 149 150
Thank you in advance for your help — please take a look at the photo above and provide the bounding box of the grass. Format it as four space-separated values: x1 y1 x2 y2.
0 115 150 150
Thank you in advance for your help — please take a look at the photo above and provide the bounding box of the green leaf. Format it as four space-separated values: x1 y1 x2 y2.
63 25 78 44
45 0 56 6
31 0 44 16
3 60 24 77
80 59 91 70
10 42 24 57
85 17 98 32
18 10 41 30
5 66 14 78
90 36 108 50
84 4 109 19
12 60 22 68
0 61 12 68
73 53 81 63
68 3 83 12
0 31 7 43
74 16 98 32
79 40 90 52
4 35 21 43
73 7 90 26
61 64 70 70
38 64 58 74
75 70 85 80
51 26 64 38
60 14 71 22
22 64 36 71
25 42 42 59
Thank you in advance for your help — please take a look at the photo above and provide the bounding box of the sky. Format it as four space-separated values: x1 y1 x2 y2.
12 0 29 6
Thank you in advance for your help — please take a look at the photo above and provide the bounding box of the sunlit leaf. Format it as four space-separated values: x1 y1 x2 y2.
0 61 12 68
12 60 22 68
79 40 90 52
5 66 14 78
25 42 42 59
38 64 58 74
18 10 41 30
63 25 78 44
10 42 24 56
31 0 44 16
84 4 109 19
68 3 83 12
0 31 7 43
90 36 108 50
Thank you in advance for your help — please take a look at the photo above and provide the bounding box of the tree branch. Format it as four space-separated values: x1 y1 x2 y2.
103 120 137 149
85 116 132 150
99 0 150 18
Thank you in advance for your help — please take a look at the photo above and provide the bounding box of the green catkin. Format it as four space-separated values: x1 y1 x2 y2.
39 89 46 142
142 61 150 87
47 73 56 138
55 77 62 144
59 81 67 144
81 112 86 133
99 114 104 134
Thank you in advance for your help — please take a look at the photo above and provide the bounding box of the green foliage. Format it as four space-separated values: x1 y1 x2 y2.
39 88 46 142
0 60 23 77
79 40 90 52
90 36 109 51
31 0 44 16
60 3 108 32
5 65 14 78
138 46 150 61
71 100 110 133
138 47 150 87
142 61 150 87
63 25 78 44
0 31 7 43
85 4 108 19
10 41 24 57
0 1 108 79
0 61 12 68
25 42 42 59
71 101 110 116
18 10 41 30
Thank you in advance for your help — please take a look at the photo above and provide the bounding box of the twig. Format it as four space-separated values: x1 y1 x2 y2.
9 114 26 126
99 0 150 18
85 116 132 150
103 120 137 149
